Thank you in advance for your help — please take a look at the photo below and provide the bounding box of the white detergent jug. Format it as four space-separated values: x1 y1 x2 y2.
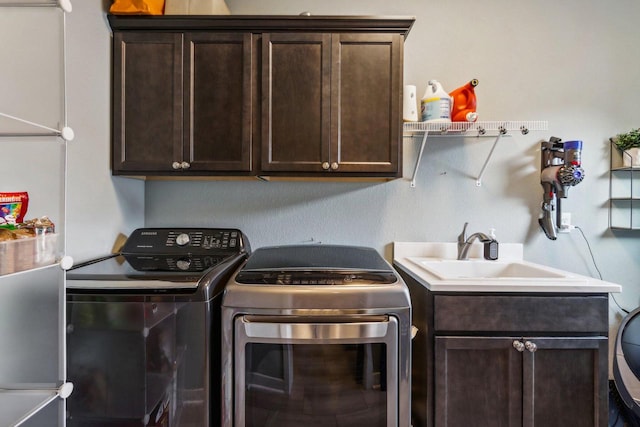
421 80 452 122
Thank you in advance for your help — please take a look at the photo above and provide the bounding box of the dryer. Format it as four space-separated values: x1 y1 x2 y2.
66 228 250 427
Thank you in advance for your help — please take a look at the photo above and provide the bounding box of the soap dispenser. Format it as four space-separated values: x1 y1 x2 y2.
483 228 499 260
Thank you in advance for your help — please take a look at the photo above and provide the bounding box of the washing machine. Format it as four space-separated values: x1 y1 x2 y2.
221 244 412 427
66 228 250 427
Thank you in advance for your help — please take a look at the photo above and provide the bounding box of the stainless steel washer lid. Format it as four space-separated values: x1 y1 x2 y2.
238 245 392 272
223 245 411 311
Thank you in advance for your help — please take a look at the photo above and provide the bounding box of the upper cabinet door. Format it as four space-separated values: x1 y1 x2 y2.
185 33 253 172
261 32 402 176
113 32 183 173
261 33 332 173
331 33 402 175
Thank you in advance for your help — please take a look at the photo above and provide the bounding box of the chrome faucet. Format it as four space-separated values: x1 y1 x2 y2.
457 222 498 260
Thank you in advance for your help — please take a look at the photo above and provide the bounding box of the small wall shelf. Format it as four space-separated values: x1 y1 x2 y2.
609 140 639 230
403 120 548 187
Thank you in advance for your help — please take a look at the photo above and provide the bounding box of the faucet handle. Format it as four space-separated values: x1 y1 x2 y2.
458 222 469 243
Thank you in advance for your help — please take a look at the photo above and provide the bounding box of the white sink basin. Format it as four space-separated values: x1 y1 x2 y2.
409 258 567 280
393 242 622 293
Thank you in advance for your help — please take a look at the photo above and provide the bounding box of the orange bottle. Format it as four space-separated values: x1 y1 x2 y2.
449 79 479 122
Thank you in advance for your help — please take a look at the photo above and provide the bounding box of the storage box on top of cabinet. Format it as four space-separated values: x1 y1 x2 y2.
0 233 58 275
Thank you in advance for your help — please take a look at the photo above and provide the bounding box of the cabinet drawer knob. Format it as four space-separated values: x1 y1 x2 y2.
181 161 191 170
172 161 182 170
322 162 330 170
512 340 525 352
331 162 339 170
525 341 537 353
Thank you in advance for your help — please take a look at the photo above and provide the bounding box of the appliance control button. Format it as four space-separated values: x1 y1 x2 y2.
176 258 191 271
175 233 190 246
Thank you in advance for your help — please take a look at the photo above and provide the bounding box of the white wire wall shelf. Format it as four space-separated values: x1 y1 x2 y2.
404 120 548 187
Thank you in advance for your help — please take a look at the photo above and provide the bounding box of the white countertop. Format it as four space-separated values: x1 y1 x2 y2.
393 242 622 293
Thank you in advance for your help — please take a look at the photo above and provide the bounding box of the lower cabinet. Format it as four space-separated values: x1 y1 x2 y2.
396 267 610 427
435 336 607 427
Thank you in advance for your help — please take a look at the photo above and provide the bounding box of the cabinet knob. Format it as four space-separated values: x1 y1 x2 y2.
525 341 537 353
512 340 525 352
172 161 182 170
331 162 339 170
322 162 330 170
181 161 191 170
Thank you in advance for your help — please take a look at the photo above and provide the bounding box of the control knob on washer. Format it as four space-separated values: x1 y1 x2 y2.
176 258 192 271
175 233 191 246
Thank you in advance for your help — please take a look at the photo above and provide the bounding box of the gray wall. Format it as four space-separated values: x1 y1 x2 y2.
6 0 637 365
146 0 640 312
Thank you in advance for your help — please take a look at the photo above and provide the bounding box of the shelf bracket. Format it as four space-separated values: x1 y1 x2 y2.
410 130 429 188
475 127 506 186
0 1 72 13
0 112 74 141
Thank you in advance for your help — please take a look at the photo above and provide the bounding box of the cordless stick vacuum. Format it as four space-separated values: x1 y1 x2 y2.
539 137 585 240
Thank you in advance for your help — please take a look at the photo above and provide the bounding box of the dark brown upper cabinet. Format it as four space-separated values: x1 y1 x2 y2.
261 32 402 177
108 15 414 179
112 31 252 175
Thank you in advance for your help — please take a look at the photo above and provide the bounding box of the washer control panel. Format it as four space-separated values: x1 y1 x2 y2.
119 228 247 273
122 228 244 255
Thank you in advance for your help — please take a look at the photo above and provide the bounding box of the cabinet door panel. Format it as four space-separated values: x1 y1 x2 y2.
185 33 252 171
522 337 607 427
332 34 401 174
435 336 522 427
262 33 331 172
113 32 183 173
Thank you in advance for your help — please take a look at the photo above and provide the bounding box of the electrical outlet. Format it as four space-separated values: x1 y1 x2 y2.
559 212 572 233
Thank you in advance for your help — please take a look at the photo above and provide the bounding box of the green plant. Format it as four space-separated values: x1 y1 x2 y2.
613 128 640 151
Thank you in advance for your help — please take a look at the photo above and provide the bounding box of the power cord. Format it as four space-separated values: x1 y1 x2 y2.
575 226 630 314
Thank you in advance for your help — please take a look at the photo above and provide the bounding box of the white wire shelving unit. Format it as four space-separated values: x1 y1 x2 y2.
0 0 74 142
0 1 74 426
404 120 549 187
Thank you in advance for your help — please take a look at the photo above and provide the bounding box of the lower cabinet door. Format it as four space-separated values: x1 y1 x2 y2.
435 336 608 427
521 336 608 427
435 336 523 427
